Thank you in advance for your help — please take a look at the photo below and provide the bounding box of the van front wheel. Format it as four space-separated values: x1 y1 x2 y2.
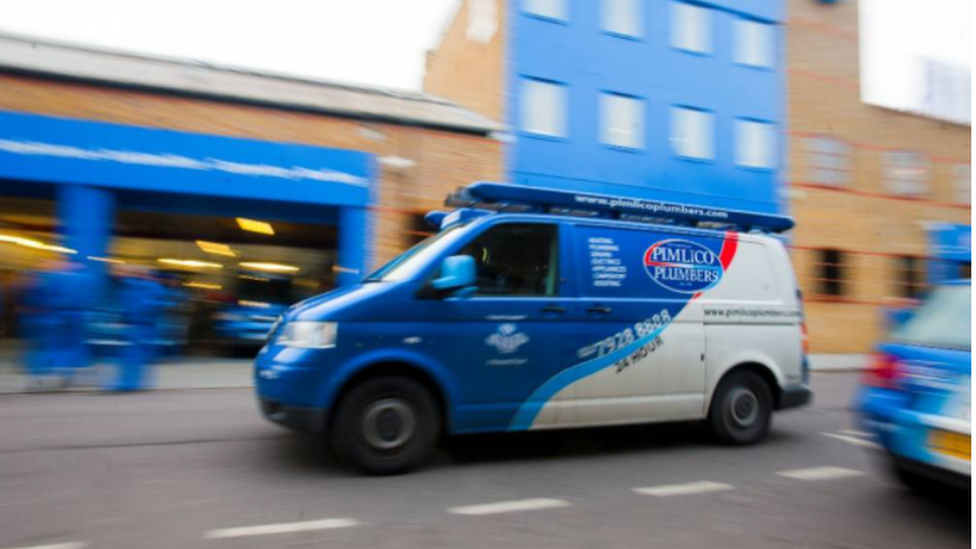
708 370 773 445
330 377 440 475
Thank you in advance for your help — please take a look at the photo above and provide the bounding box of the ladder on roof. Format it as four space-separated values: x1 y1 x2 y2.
444 182 795 233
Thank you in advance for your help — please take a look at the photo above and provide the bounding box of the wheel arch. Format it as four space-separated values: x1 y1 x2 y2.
327 358 455 433
707 361 784 415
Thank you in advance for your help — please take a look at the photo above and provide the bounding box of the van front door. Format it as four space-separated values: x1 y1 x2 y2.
567 223 710 424
424 222 580 433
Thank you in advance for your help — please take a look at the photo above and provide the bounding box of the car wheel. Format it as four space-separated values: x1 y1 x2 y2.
330 376 440 475
708 370 773 445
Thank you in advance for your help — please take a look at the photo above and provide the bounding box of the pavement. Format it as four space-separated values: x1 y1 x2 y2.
0 372 969 549
0 352 871 394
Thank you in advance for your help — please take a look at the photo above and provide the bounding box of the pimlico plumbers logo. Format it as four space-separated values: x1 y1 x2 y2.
643 239 723 294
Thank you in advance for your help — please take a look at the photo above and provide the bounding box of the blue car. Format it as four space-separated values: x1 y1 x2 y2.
857 280 971 493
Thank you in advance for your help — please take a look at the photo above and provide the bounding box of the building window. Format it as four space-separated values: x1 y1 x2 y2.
520 79 567 138
601 93 645 150
953 164 971 204
523 0 567 21
882 151 930 197
893 256 926 300
814 248 847 297
736 119 776 169
602 0 643 38
734 18 775 68
671 2 712 55
671 107 714 160
804 136 851 187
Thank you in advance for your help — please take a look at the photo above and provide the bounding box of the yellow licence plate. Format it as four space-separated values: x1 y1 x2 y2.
929 430 971 461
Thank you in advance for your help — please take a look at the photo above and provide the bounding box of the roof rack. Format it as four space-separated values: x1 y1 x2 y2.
444 182 795 233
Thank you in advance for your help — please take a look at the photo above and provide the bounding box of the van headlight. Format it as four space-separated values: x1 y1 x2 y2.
274 321 338 349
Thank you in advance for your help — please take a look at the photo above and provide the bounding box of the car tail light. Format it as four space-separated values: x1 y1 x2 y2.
863 352 903 389
800 321 810 356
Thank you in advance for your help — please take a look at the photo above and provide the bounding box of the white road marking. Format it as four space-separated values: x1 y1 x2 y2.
839 429 871 438
204 518 360 539
3 543 88 549
777 466 865 481
447 498 571 516
820 432 882 449
633 481 734 497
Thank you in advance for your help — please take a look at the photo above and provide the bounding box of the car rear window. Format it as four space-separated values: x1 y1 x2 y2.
892 284 971 351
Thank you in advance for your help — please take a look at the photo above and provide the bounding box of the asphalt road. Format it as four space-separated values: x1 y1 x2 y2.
0 373 969 549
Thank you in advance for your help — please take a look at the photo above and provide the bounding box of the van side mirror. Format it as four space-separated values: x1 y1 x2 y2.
431 255 476 296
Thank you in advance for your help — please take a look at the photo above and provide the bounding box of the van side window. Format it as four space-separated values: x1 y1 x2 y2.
462 224 558 297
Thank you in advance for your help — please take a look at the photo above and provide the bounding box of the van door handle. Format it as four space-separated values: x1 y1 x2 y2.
541 305 567 314
587 306 612 314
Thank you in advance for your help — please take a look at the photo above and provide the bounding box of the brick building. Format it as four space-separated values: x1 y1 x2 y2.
786 0 970 352
0 32 503 282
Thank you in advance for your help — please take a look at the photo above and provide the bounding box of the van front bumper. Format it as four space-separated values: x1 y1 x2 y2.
778 384 813 410
259 398 328 434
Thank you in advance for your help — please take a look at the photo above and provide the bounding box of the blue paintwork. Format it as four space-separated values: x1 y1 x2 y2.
926 223 971 285
254 196 749 433
856 281 971 475
505 0 786 214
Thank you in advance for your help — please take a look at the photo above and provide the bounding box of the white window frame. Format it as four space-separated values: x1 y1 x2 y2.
671 2 712 55
520 78 568 138
735 119 777 170
805 136 851 187
952 164 970 205
882 151 931 197
601 0 644 39
600 93 645 150
523 0 567 22
734 18 775 68
670 106 714 161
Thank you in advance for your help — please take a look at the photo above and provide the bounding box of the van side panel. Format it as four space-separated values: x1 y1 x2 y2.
520 224 741 429
701 237 803 412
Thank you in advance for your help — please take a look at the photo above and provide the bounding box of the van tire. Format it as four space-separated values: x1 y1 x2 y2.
708 370 773 445
330 376 440 475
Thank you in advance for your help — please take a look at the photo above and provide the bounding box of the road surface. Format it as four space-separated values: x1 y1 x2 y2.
0 373 968 549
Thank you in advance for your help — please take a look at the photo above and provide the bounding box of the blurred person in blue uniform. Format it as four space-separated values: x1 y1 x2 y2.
106 266 168 392
21 259 91 389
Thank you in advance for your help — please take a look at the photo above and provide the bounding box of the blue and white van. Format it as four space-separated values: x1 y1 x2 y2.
255 183 812 474
857 280 971 493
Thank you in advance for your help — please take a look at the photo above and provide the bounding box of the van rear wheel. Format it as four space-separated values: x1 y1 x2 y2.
330 376 440 475
708 370 772 445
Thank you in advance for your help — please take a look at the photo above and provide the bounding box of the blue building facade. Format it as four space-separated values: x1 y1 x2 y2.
505 0 786 214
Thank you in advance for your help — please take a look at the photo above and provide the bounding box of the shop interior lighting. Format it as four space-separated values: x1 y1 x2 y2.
196 240 237 257
88 256 125 264
236 218 275 235
157 258 223 269
0 233 77 254
239 261 300 273
183 281 222 290
238 300 272 308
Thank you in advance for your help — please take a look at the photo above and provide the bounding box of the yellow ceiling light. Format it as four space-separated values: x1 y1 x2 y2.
0 234 77 254
239 274 270 282
239 261 300 273
88 256 125 264
236 218 275 235
183 281 222 290
157 258 223 269
196 240 237 257
238 299 272 308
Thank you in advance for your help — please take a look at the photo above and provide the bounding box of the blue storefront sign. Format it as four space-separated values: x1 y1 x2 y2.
0 110 375 285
